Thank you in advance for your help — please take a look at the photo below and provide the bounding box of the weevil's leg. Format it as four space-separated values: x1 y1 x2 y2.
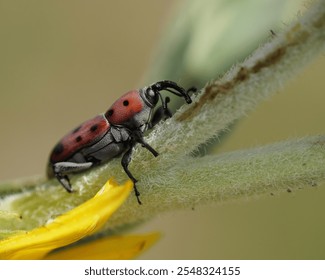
121 146 142 205
122 132 159 205
55 173 73 192
140 139 159 157
148 108 163 129
149 107 172 128
134 133 159 157
53 162 93 174
121 147 138 183
53 162 93 192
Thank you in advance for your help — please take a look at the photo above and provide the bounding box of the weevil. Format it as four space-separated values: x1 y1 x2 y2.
47 80 196 204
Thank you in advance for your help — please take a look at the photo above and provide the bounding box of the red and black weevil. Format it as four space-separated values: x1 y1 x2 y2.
47 80 196 204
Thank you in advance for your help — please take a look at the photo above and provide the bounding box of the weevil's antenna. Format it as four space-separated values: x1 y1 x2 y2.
163 96 170 110
157 92 171 110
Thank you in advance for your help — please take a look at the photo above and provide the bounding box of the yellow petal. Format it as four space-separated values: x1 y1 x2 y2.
45 232 160 260
0 178 133 260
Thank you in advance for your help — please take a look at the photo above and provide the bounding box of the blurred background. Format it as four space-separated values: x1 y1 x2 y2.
0 0 324 259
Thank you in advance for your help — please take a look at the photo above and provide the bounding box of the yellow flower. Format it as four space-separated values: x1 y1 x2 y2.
45 233 160 260
0 178 158 260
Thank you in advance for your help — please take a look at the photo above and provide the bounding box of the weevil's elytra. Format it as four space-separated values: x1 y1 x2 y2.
47 80 196 205
72 126 82 134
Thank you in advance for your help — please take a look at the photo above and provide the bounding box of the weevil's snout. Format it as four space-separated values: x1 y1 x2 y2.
151 80 195 105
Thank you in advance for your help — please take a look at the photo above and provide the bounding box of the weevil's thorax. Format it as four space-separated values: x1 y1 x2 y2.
105 89 155 132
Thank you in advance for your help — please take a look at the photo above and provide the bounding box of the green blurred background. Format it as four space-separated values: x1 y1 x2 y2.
0 0 324 259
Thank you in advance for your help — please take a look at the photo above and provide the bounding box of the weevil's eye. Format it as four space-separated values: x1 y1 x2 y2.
148 89 155 97
143 88 159 107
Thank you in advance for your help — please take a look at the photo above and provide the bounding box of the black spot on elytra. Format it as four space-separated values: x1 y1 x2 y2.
53 143 64 155
123 100 129 106
107 109 114 117
90 124 98 132
72 125 81 134
76 136 82 142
